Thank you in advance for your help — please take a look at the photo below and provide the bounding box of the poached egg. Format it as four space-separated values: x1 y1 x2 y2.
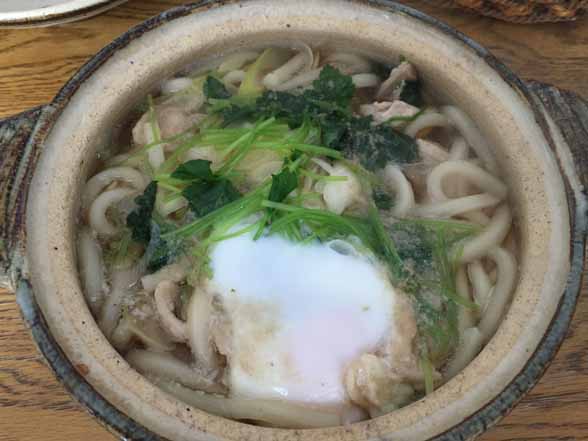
208 233 401 408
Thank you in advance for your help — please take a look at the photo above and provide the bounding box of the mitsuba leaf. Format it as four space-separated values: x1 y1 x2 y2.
171 159 214 181
268 169 299 203
126 181 157 245
182 180 241 217
203 76 231 100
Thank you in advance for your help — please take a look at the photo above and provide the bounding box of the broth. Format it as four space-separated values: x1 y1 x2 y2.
77 44 517 428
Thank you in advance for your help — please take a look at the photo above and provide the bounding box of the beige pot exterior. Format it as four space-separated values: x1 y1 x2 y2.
24 1 575 440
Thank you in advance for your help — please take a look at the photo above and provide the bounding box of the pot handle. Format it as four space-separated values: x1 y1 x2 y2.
0 105 50 290
524 81 588 192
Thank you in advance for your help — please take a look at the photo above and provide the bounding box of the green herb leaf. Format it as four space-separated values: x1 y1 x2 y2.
182 180 241 217
126 181 157 245
203 76 231 100
268 169 299 203
170 159 214 182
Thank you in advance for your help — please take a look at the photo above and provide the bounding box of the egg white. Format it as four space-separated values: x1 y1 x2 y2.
209 233 399 407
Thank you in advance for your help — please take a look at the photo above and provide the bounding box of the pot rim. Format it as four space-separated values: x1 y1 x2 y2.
20 1 587 441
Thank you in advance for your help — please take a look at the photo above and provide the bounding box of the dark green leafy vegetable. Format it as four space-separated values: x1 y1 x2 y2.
340 117 419 169
209 65 418 170
126 181 157 245
373 188 394 211
145 221 185 273
389 223 432 272
268 169 299 203
399 80 423 107
171 159 214 181
203 76 231 100
304 64 355 108
182 180 241 217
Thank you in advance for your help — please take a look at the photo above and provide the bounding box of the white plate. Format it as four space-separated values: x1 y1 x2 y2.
0 0 127 28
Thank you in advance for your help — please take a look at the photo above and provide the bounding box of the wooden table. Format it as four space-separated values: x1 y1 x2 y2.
0 1 587 440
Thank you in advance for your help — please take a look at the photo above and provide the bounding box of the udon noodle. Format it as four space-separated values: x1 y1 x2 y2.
77 44 517 427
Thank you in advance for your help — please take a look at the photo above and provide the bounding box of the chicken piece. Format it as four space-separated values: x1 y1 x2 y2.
345 354 414 409
132 104 204 147
359 100 419 126
417 139 450 166
320 162 362 215
376 61 418 101
344 291 428 412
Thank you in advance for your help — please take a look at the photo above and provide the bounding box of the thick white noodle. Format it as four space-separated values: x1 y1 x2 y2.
381 165 415 218
467 260 492 311
77 227 107 315
184 146 221 167
449 136 469 160
89 187 137 237
161 77 193 95
217 50 260 74
444 138 469 198
126 349 224 393
156 195 188 218
271 68 322 91
351 73 380 89
427 160 508 203
411 193 500 219
82 166 147 211
136 115 166 169
376 61 417 100
111 312 174 353
155 379 355 428
263 45 313 90
154 280 188 342
324 52 371 75
459 204 512 263
222 70 246 93
311 157 335 174
104 153 144 169
141 260 189 292
441 106 498 174
417 139 450 165
456 266 477 333
478 247 517 343
404 112 452 138
99 262 145 339
444 327 483 381
187 287 218 372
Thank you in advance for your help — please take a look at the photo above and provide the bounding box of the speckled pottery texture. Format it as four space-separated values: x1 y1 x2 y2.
0 1 586 441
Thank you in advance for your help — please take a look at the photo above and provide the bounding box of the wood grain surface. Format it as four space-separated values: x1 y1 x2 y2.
0 1 587 440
